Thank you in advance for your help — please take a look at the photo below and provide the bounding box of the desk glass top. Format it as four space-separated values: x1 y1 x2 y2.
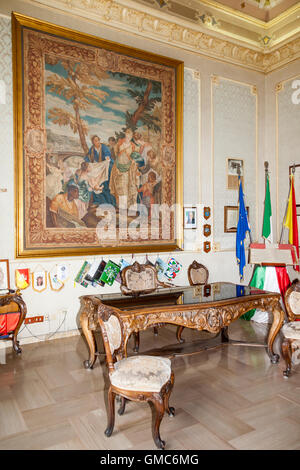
89 282 273 309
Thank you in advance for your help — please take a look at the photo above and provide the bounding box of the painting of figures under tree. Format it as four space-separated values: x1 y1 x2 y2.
13 13 183 257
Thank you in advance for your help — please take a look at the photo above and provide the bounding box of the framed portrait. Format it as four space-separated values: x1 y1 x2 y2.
227 158 244 190
32 271 47 292
13 13 183 258
0 260 10 290
224 205 249 233
184 206 197 229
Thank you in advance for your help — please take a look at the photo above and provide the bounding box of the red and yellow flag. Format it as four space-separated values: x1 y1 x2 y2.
284 175 299 271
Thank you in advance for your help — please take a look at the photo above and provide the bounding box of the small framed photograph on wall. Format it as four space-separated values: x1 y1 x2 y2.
184 206 197 229
0 259 10 290
227 158 244 190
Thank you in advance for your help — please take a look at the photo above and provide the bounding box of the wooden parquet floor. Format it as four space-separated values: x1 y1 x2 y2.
1 320 300 450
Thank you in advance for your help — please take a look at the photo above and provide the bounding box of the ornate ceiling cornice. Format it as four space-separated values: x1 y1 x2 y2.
28 0 300 73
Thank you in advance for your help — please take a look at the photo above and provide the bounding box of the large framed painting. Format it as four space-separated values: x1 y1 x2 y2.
13 13 183 258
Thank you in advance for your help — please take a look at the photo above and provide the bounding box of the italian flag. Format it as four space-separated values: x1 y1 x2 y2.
242 265 290 322
262 173 273 243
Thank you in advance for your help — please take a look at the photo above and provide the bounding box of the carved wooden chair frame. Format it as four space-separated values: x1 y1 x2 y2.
282 279 300 377
284 279 300 322
0 289 27 354
187 260 209 286
177 261 209 343
97 303 175 449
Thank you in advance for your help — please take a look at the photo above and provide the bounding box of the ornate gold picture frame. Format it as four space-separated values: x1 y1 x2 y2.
13 12 183 258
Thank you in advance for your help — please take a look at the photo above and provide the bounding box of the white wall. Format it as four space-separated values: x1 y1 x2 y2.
212 77 257 251
265 60 300 282
0 0 292 345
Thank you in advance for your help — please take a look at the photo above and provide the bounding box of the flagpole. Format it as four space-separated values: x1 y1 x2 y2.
264 161 268 191
279 164 295 243
263 160 272 244
237 164 252 243
264 162 268 243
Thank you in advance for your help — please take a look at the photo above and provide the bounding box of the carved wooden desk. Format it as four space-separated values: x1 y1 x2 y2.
79 282 284 369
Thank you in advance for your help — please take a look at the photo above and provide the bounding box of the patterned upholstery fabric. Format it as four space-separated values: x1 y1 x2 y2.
104 315 122 354
282 321 300 340
288 291 300 316
110 355 171 392
190 268 207 285
124 269 156 292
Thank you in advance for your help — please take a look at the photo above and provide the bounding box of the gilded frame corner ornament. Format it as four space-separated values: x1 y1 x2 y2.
12 12 184 258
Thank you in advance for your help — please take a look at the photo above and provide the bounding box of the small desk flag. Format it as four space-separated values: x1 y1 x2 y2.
236 178 251 280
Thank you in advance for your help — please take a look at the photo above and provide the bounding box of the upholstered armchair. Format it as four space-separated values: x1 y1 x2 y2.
176 261 209 343
282 279 300 377
97 303 175 449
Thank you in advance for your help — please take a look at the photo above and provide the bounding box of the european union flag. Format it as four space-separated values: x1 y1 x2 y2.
236 178 251 280
236 285 245 297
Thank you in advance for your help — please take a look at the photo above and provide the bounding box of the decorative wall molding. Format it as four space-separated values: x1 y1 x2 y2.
28 0 300 73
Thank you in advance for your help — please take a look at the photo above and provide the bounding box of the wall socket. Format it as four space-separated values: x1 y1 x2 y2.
25 316 44 324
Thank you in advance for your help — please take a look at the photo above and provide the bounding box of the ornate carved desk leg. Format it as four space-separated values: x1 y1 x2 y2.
267 302 284 364
133 332 140 353
282 338 293 378
80 309 97 369
176 326 185 343
123 331 131 358
221 326 229 343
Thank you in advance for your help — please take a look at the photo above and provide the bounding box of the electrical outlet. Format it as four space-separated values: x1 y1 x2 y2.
25 316 44 324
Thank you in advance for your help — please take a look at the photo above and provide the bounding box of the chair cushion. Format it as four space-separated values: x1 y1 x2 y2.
110 355 171 392
282 321 300 340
